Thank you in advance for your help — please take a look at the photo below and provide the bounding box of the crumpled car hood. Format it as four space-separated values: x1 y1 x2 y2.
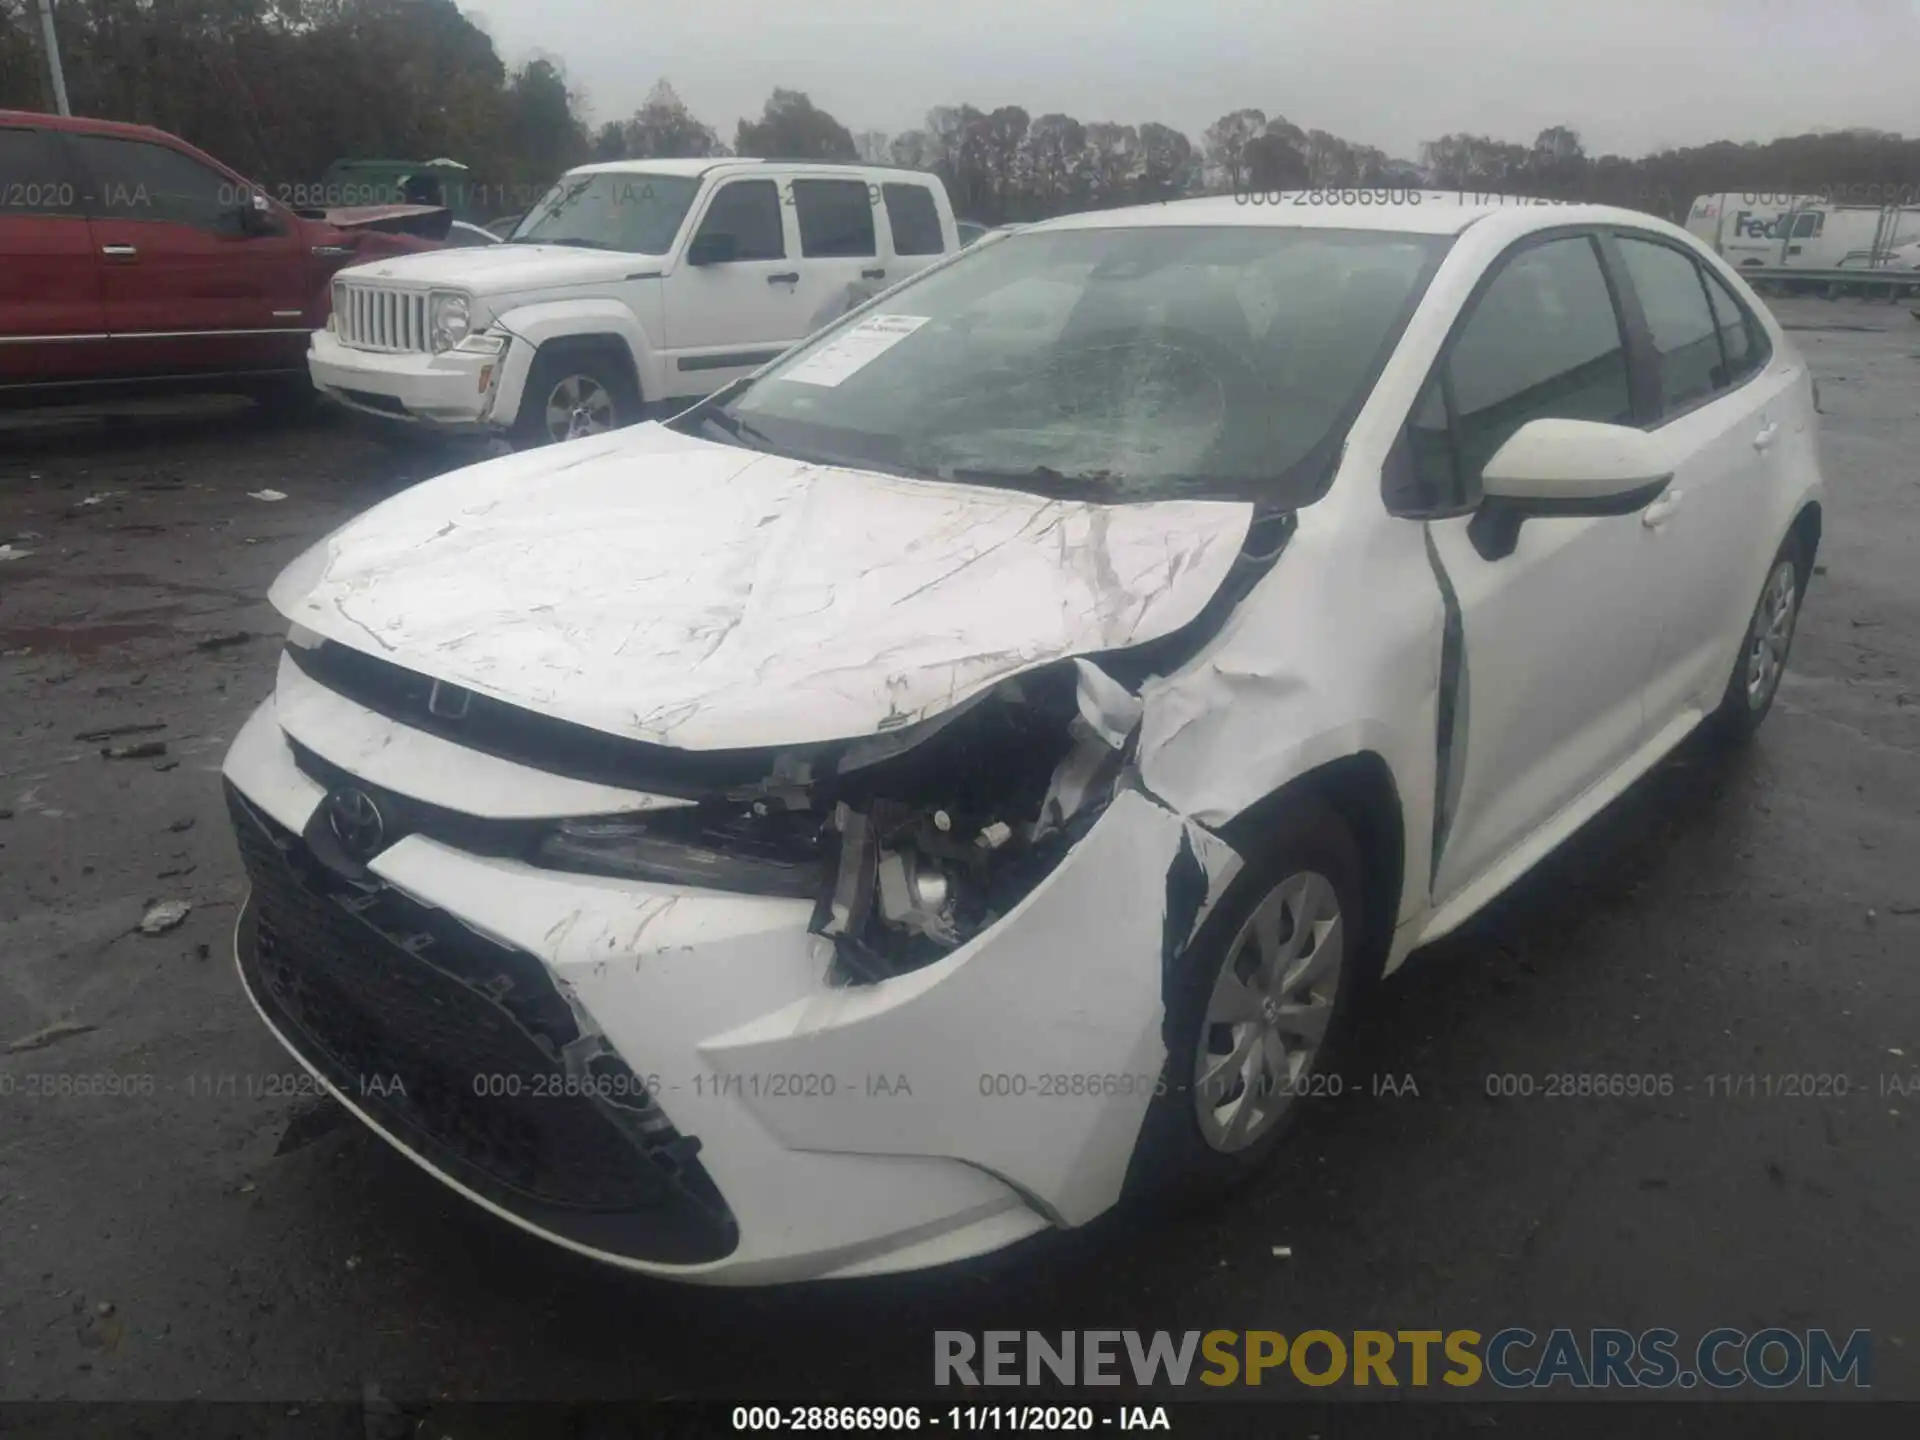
269 425 1254 751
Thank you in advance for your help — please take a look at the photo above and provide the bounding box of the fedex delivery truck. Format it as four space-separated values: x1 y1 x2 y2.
1687 193 1920 268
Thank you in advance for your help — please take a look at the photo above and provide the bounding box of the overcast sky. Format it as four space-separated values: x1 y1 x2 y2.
460 0 1919 159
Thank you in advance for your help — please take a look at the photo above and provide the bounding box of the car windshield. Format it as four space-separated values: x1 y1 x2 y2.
508 172 700 253
684 224 1451 504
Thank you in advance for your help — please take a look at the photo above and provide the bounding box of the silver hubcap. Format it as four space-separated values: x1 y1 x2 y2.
1745 559 1798 709
1194 870 1344 1153
544 374 614 442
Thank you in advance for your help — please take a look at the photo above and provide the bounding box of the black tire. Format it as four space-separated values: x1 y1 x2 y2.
1707 531 1806 747
510 344 639 449
1124 797 1378 1207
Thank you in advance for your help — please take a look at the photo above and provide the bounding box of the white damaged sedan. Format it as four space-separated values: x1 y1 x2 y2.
224 194 1824 1284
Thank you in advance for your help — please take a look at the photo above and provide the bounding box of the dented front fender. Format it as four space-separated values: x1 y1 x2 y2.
697 789 1238 1226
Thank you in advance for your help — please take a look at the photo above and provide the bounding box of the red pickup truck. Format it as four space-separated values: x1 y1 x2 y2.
0 110 441 401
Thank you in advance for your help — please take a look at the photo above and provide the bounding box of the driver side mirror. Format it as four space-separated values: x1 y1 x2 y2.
686 231 737 266
1470 418 1673 560
234 189 279 236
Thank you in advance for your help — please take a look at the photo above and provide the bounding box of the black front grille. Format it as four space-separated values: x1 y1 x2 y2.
283 639 791 799
228 782 739 1264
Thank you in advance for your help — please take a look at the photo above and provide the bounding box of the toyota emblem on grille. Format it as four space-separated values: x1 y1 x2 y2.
326 787 386 860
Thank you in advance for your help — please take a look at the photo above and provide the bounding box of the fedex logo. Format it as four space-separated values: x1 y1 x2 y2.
1732 210 1824 241
1732 210 1786 240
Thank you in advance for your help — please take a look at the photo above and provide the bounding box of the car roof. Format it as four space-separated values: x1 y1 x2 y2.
0 108 180 144
564 156 939 182
1027 192 1681 238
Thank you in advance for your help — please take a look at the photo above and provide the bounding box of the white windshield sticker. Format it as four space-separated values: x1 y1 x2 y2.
779 314 931 387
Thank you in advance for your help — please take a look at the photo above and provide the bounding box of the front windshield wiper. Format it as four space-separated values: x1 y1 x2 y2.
942 465 1119 499
688 405 780 452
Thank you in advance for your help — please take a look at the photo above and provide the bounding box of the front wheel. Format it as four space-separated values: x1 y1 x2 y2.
511 347 637 448
1708 534 1805 745
1124 799 1375 1205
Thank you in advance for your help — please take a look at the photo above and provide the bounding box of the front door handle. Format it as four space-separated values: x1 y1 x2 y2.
861 267 886 281
767 272 799 284
1753 422 1779 451
1641 489 1684 529
100 244 138 258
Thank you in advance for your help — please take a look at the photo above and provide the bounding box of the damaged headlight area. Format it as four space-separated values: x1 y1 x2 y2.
527 659 1140 984
810 662 1140 983
534 805 832 900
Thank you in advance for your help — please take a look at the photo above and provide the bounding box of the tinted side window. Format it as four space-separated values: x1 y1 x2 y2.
1446 235 1631 482
1701 266 1764 385
695 180 784 261
791 179 875 258
882 182 943 256
1791 212 1821 238
0 128 82 215
70 135 234 228
1616 237 1721 413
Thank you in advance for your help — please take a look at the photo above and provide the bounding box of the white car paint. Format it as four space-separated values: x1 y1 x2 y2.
306 157 959 436
229 191 1825 1282
271 424 1253 750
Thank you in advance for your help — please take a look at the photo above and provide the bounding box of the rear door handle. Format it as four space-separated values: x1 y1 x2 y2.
1641 489 1684 529
1753 422 1779 451
767 272 799 284
861 267 886 280
100 244 138 258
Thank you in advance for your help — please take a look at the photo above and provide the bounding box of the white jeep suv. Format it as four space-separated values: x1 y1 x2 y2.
307 158 959 446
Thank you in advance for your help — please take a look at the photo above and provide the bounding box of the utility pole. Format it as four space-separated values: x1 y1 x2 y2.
37 0 72 117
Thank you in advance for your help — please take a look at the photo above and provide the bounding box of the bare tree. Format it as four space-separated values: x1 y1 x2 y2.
1204 108 1266 190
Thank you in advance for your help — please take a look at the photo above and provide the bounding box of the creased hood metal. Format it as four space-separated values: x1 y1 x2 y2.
269 425 1254 752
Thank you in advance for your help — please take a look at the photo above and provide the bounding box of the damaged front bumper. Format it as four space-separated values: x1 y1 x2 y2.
221 684 1236 1283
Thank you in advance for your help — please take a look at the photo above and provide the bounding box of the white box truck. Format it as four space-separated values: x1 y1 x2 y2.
1687 192 1920 269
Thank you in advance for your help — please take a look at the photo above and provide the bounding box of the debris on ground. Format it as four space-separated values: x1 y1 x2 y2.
167 818 195 833
75 722 166 743
0 544 32 562
75 492 123 507
153 759 179 773
157 865 196 879
0 809 13 821
193 631 256 653
6 1020 97 1054
247 489 288 502
1271 1245 1293 1258
137 899 192 935
102 740 167 760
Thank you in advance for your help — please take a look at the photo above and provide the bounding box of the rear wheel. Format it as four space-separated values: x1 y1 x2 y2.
1708 533 1805 745
511 345 638 448
1124 799 1376 1205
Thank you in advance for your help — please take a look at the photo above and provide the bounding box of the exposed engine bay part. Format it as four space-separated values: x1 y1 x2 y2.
800 656 1162 983
770 508 1288 974
783 508 1298 984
